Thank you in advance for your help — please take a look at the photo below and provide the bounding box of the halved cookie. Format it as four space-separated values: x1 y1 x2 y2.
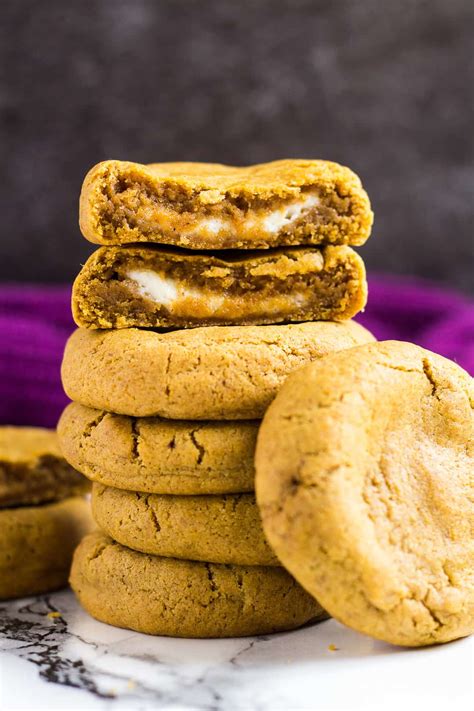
80 158 373 249
0 426 89 507
72 245 367 329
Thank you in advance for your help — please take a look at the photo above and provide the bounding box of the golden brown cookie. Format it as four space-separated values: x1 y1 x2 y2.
92 483 278 566
0 497 93 600
79 159 373 249
72 245 367 329
61 321 375 420
58 403 258 494
255 340 474 647
0 426 90 507
70 531 326 637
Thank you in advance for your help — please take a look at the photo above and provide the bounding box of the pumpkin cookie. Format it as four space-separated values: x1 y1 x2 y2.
256 340 474 647
79 159 373 249
58 403 258 494
72 245 367 329
70 531 326 637
0 497 93 600
61 321 375 420
92 483 277 566
0 426 90 507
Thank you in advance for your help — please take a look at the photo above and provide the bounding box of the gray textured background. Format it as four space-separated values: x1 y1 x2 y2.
1 0 473 291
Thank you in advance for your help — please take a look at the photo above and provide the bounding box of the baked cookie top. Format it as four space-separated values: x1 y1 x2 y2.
91 484 278 566
58 403 259 495
61 321 375 420
70 530 325 638
79 159 373 249
255 340 474 647
0 426 90 507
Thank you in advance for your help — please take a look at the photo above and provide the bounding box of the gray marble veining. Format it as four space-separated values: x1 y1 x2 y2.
0 590 471 710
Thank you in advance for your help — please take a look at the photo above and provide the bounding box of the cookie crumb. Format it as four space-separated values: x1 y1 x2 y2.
47 611 62 619
328 644 338 652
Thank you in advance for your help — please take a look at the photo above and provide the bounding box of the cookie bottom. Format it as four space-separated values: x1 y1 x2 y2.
71 531 326 638
0 497 93 600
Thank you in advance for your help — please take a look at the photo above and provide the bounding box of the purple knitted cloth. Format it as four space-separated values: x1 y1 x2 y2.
1 278 472 428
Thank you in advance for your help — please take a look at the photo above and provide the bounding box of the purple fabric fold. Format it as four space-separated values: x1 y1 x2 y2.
0 278 472 428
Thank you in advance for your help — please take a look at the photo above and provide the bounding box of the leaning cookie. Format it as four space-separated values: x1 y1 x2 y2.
92 484 278 566
79 158 373 249
256 340 474 647
0 497 93 600
70 531 326 638
58 403 258 494
72 245 367 329
0 426 90 507
61 321 375 420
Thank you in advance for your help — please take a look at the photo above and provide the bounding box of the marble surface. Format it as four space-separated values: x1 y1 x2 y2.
0 590 472 710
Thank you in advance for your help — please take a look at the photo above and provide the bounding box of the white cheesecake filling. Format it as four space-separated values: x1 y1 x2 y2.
150 193 320 239
127 269 312 319
129 270 178 306
261 195 320 234
198 217 223 235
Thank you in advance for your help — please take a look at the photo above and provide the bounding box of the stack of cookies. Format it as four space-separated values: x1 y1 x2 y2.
0 426 92 600
59 158 375 638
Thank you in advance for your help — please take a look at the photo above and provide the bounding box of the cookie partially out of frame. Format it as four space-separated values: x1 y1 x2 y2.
72 245 367 329
58 403 258 494
256 340 474 647
0 426 89 507
0 497 93 600
70 531 326 638
61 321 375 420
91 483 278 566
79 159 373 249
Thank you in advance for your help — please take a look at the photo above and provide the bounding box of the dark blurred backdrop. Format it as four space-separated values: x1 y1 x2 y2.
1 0 473 292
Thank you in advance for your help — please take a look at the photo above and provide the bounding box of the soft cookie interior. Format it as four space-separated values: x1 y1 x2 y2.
72 245 367 329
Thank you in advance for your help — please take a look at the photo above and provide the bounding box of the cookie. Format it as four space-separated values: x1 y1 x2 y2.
70 531 326 637
255 340 474 647
92 483 278 566
72 245 367 329
0 426 90 507
61 321 375 419
0 497 93 600
79 159 373 249
58 403 258 494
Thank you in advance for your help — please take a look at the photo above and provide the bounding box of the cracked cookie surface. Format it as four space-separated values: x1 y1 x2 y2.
70 531 326 638
0 426 90 507
0 497 93 600
58 403 259 494
79 158 373 249
61 321 375 420
92 483 278 565
255 340 474 647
